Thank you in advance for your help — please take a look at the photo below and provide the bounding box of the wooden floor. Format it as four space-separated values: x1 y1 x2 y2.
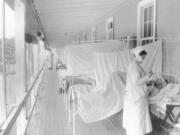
75 111 125 135
27 69 167 135
27 70 70 135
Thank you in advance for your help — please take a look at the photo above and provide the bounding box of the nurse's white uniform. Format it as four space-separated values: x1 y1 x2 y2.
123 60 152 135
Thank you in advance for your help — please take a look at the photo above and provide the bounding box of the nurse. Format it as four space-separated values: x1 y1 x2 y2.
123 46 153 135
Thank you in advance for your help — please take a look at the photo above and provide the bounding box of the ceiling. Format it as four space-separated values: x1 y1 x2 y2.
34 0 130 48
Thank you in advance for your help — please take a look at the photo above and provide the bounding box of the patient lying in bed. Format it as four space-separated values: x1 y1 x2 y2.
148 75 180 102
148 75 180 119
147 76 168 97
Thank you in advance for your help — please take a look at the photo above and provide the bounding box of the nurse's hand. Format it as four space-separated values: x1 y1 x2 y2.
149 74 157 81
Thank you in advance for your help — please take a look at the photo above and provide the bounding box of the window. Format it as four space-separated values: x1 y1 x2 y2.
137 0 156 45
106 17 114 40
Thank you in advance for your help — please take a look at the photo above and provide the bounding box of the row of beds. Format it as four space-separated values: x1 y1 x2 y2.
59 72 180 134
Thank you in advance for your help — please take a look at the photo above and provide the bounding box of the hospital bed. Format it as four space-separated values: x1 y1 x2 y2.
148 73 180 132
63 72 126 135
61 74 95 109
62 75 95 135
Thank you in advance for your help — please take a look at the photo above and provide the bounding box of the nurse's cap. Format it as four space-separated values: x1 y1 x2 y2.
131 46 147 57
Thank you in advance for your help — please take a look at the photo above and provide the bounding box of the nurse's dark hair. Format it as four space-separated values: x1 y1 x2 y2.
139 50 147 56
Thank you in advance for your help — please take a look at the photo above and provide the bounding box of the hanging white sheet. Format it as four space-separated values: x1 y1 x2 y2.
95 40 162 88
63 40 126 75
63 40 162 123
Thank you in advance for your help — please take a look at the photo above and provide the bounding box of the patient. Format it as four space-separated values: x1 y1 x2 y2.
147 76 168 97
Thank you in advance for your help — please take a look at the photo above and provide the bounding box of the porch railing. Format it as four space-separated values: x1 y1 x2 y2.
0 61 48 135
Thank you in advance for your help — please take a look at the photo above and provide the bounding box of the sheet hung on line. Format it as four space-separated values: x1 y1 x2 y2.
64 40 162 123
63 40 126 76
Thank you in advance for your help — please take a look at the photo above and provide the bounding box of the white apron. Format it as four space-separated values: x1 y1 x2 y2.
123 61 152 135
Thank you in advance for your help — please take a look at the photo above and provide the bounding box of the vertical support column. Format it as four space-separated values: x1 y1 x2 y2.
38 40 40 72
153 0 156 43
137 2 141 46
15 0 26 134
0 0 7 125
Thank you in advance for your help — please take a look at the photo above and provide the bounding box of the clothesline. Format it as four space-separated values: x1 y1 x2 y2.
71 37 180 44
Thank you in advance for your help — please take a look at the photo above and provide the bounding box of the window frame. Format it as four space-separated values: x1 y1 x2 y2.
137 0 156 45
106 16 114 40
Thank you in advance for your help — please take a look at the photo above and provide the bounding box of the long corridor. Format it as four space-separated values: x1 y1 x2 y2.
27 70 69 135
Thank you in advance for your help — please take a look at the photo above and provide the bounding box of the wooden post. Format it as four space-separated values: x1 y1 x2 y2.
0 0 7 126
15 0 26 134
